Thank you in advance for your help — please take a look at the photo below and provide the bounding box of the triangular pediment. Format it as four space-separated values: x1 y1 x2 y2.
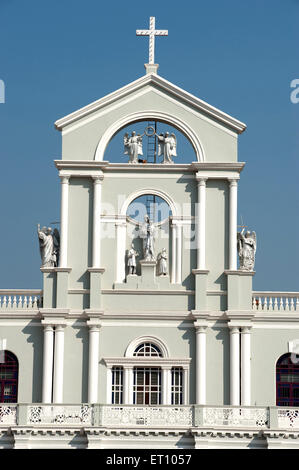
55 73 246 134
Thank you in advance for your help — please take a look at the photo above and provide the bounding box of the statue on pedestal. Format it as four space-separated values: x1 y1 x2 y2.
124 131 143 163
157 248 168 275
157 132 177 163
37 224 60 268
139 214 156 261
127 244 139 275
237 228 257 271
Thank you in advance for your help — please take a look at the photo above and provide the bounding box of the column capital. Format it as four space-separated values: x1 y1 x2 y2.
229 326 240 334
55 324 66 332
43 324 54 332
194 320 208 332
161 365 172 371
87 318 102 330
241 325 252 334
196 175 208 185
123 364 134 370
60 175 70 184
228 178 238 187
92 174 104 184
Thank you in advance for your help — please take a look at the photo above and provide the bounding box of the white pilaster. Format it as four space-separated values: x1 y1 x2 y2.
87 322 101 403
42 325 54 403
162 366 171 405
229 326 240 406
53 325 65 403
59 176 70 268
241 326 251 406
175 223 182 284
182 367 189 405
195 323 207 405
115 220 127 283
196 177 207 270
92 175 103 268
171 223 177 284
229 179 238 270
123 366 133 405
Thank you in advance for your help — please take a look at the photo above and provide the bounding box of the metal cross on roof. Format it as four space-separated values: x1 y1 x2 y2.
136 17 168 65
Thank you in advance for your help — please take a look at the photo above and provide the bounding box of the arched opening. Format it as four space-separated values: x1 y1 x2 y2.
0 351 18 403
276 353 299 406
103 119 198 164
126 194 172 277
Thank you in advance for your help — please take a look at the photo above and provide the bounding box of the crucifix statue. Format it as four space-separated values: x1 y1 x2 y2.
136 17 168 64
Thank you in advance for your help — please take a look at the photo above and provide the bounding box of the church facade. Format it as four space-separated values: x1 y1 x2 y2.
0 21 299 449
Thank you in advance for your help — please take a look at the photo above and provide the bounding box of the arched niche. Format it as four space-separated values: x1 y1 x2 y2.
125 193 172 278
95 112 205 162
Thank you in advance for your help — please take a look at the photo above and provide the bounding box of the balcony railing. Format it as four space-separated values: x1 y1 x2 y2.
0 290 42 310
1 404 299 430
252 292 299 312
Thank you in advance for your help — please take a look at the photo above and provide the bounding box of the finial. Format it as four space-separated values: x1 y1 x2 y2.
136 17 168 74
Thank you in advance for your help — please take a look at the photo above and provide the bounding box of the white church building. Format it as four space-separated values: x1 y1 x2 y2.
0 18 298 449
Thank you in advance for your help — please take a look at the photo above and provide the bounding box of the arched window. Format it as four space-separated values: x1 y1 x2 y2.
0 351 18 403
276 353 299 406
133 343 162 357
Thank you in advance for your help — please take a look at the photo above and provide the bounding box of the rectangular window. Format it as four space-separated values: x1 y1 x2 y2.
171 367 183 405
111 367 123 404
133 368 161 405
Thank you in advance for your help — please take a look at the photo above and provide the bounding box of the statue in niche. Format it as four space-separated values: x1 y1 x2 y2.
139 214 156 261
157 132 177 163
157 248 168 275
37 224 60 268
127 243 139 275
124 131 143 163
237 228 257 271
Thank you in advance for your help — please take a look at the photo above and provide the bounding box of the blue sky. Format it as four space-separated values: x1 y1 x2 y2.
0 0 298 291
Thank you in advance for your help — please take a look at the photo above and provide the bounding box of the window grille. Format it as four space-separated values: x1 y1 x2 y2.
171 367 183 405
133 367 161 405
111 367 123 405
276 353 299 406
133 343 162 357
0 351 18 403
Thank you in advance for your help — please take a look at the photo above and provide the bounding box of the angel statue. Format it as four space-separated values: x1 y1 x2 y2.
37 224 60 268
237 228 257 271
127 243 139 275
157 248 168 276
139 214 156 261
124 131 143 163
157 132 177 164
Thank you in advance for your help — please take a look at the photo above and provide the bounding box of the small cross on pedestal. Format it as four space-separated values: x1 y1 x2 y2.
136 17 168 71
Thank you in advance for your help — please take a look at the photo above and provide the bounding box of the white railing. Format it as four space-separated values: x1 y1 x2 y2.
0 404 298 430
100 405 193 427
252 292 299 312
277 408 299 429
0 405 17 425
27 404 92 426
0 290 42 310
202 406 269 428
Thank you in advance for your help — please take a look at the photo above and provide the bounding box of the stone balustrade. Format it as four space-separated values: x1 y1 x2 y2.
0 404 298 430
252 292 299 312
0 290 42 310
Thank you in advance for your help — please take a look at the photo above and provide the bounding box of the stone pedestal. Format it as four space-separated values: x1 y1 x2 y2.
139 260 158 289
41 268 56 308
225 270 254 310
